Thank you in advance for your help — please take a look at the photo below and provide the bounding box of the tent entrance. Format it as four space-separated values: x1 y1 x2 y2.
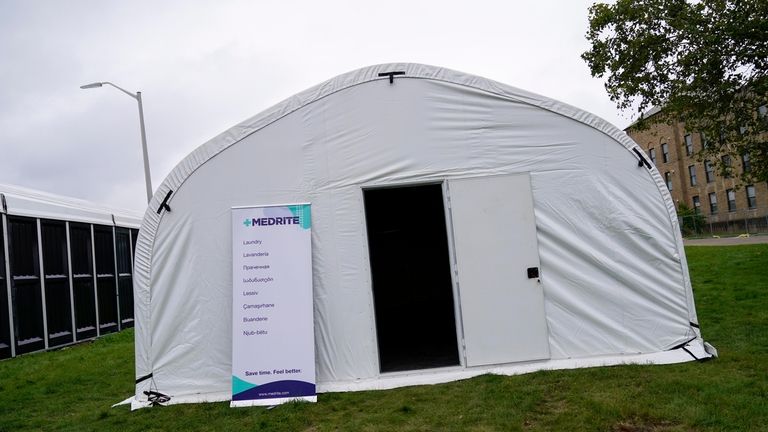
364 184 460 373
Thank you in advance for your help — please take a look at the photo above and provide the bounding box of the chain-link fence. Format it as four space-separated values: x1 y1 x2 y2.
678 207 768 237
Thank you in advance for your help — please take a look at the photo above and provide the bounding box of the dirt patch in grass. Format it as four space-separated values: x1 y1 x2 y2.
612 417 689 432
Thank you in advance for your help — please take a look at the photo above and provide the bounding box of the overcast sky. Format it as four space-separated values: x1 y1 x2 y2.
0 0 629 213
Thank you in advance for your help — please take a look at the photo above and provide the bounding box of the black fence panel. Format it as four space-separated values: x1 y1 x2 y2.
0 220 11 359
8 217 45 354
69 223 96 340
2 215 138 358
118 277 133 327
115 228 133 327
94 225 118 334
131 229 138 256
116 229 132 275
41 220 73 347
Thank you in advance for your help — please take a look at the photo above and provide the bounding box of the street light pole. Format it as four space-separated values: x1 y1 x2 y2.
80 81 154 204
135 91 153 204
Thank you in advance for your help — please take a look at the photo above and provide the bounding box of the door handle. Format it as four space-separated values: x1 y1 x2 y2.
527 267 539 279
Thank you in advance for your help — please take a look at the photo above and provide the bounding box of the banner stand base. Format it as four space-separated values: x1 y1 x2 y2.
230 395 317 408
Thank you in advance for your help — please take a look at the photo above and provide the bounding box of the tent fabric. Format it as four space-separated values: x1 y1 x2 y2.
132 63 711 407
0 183 142 227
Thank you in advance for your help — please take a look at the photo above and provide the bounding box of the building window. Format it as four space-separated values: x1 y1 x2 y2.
648 148 656 165
727 189 736 212
664 172 673 191
692 196 701 213
684 134 693 156
688 165 697 186
701 132 709 149
746 185 757 209
705 160 715 182
661 143 669 163
742 153 751 173
722 155 732 178
709 192 718 214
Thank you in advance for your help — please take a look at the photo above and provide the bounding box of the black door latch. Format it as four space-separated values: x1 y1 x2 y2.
527 267 539 279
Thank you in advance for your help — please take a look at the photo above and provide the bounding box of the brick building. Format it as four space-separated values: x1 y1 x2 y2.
625 110 768 234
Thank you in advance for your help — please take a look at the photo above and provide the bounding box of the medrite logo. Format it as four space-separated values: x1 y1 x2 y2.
243 216 301 227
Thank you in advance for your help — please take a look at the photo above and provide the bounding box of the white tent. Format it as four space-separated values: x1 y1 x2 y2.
132 63 715 408
0 183 142 359
0 183 142 228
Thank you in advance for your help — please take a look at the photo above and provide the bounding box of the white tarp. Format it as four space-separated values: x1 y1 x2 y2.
131 63 711 408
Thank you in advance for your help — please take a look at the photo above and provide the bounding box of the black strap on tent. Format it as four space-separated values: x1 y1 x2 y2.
378 71 405 84
669 337 697 351
156 190 173 215
689 322 700 329
669 336 710 362
143 390 171 406
135 373 153 384
681 345 701 361
0 193 6 213
632 148 653 169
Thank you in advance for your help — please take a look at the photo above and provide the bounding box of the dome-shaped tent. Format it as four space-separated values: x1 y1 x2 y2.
132 64 714 408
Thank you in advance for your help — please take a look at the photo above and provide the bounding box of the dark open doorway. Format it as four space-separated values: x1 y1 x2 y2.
364 183 460 372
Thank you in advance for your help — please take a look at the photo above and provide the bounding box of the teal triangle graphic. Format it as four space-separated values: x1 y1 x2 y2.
288 204 311 229
232 375 258 395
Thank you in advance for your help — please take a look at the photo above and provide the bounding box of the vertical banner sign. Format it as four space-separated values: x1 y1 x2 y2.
230 204 315 407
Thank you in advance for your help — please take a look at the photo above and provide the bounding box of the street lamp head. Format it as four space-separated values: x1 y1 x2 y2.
80 82 103 89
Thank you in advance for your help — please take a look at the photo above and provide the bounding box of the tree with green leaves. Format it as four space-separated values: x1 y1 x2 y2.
582 0 768 183
676 202 706 236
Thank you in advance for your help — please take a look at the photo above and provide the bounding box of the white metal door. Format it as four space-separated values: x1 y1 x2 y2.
449 174 550 367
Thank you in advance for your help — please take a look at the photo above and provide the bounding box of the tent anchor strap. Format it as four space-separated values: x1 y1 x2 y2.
681 345 701 361
632 148 652 169
669 336 711 362
136 373 153 384
669 337 697 351
143 390 171 406
139 373 171 406
156 190 173 215
378 71 405 84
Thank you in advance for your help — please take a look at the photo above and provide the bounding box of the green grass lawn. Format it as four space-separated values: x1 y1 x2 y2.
1 245 766 431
